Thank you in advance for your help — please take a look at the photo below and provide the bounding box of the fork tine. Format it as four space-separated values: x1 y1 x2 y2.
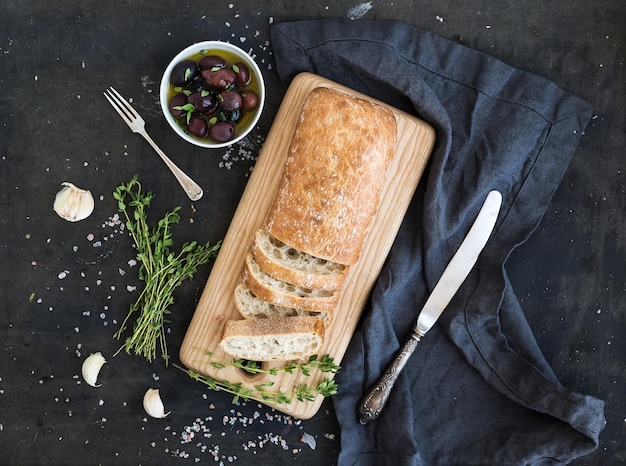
106 86 140 120
103 89 133 125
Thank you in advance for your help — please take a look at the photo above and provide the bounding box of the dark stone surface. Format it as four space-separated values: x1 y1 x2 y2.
0 1 623 464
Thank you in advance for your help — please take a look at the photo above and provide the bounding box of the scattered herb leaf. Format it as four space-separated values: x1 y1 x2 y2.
175 353 340 405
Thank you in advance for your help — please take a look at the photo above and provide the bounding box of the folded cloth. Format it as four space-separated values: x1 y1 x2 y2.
270 19 606 465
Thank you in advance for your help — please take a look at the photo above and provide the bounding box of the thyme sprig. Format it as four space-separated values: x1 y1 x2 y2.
112 176 221 364
175 354 340 405
204 352 341 376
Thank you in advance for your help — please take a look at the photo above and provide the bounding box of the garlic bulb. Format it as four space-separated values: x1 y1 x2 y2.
82 352 106 387
143 388 170 418
53 182 95 222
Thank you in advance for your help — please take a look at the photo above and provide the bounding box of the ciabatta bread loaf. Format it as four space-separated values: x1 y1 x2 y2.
250 229 348 291
219 316 324 361
264 86 397 265
234 283 332 326
220 85 398 362
242 253 340 312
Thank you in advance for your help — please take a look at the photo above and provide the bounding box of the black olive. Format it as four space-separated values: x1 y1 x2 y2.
198 55 226 71
218 90 242 112
171 60 198 87
240 90 259 110
201 68 236 90
187 92 218 114
186 72 205 90
208 121 235 142
233 62 251 87
187 115 208 138
169 94 189 118
225 109 241 122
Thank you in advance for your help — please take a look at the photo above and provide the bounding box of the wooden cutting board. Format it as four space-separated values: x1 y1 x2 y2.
179 72 435 419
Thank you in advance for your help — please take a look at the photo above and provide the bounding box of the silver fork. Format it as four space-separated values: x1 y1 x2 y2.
103 86 203 201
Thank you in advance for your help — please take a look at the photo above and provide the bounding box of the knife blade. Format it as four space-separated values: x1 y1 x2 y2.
358 190 502 425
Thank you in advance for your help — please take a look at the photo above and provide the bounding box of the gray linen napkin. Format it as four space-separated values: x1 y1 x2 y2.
270 19 606 465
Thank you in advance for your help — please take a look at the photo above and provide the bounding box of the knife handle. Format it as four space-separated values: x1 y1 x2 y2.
358 328 423 425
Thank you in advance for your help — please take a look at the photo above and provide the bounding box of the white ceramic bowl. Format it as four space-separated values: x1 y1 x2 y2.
160 41 265 148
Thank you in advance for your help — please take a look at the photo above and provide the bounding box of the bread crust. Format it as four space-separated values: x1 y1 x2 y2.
264 86 397 265
250 229 348 291
242 253 340 312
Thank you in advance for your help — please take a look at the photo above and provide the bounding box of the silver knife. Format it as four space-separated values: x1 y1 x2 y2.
358 190 502 425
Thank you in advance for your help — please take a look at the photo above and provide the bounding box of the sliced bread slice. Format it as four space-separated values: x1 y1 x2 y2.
242 253 340 312
250 229 348 291
234 283 332 326
219 316 325 361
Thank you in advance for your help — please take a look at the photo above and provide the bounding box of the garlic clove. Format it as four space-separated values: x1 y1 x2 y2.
143 388 170 418
82 352 106 387
53 182 95 222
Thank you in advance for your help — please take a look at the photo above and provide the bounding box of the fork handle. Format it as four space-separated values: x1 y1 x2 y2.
141 132 204 201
